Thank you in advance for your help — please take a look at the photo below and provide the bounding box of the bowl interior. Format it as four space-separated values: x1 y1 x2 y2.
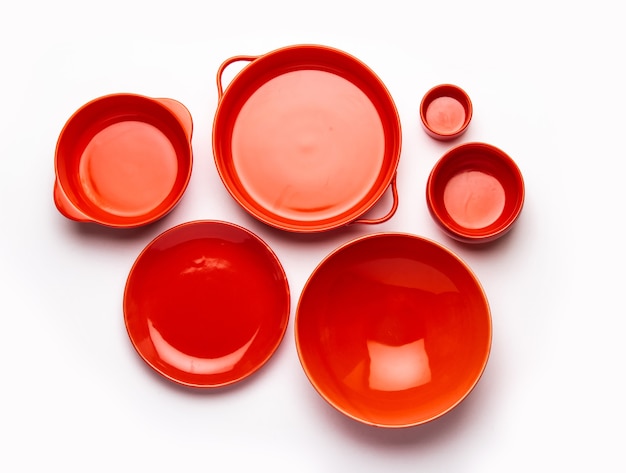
124 221 290 388
213 46 401 232
55 94 192 227
427 143 524 242
295 234 491 427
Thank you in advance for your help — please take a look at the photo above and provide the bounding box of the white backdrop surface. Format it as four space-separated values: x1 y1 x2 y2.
1 1 624 471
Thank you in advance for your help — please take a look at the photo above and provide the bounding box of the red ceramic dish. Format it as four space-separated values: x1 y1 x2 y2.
213 45 401 232
124 221 290 388
426 142 525 243
420 84 472 140
295 233 491 428
54 94 193 228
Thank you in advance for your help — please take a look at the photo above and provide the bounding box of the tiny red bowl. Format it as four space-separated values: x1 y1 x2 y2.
124 220 290 388
295 233 492 428
426 142 525 244
420 84 472 141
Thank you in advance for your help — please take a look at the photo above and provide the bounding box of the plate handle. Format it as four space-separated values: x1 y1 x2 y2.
216 55 258 100
53 180 91 223
352 174 399 225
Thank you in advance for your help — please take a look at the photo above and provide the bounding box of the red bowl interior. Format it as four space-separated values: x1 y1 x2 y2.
420 84 472 140
124 221 290 388
295 233 491 427
54 94 192 227
426 142 525 243
213 45 401 232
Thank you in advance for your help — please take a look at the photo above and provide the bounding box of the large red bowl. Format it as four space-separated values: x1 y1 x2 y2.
295 233 491 428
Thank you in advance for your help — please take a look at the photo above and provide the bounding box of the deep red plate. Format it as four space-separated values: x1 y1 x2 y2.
124 221 290 388
295 233 491 428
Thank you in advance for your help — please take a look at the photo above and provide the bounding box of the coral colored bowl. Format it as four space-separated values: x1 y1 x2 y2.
212 45 401 233
124 221 290 388
420 84 472 141
295 233 491 428
426 142 525 244
53 93 193 228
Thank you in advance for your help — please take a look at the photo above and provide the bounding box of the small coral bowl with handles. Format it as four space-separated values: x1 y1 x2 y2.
53 93 193 228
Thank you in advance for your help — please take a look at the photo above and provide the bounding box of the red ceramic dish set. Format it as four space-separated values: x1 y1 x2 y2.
53 45 524 428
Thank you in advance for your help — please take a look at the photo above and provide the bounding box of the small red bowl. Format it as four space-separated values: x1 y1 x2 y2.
426 142 525 244
124 221 290 388
295 233 491 428
54 94 193 228
420 84 472 141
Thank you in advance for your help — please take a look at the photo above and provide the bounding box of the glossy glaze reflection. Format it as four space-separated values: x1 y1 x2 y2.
295 234 491 427
124 221 290 388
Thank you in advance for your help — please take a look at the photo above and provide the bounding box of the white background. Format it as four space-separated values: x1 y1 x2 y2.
2 1 624 471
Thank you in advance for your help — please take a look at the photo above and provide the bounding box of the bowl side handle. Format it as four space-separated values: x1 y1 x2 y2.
216 55 258 100
352 174 399 226
53 180 91 223
154 98 193 142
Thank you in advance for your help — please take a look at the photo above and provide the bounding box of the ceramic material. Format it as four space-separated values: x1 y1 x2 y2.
426 142 525 243
124 221 290 388
54 93 193 228
420 84 472 141
212 44 402 232
295 233 491 428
